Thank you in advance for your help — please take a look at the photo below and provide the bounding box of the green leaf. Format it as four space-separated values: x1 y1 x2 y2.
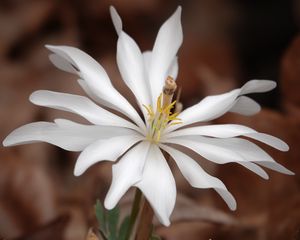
95 199 107 235
107 206 120 240
118 216 130 240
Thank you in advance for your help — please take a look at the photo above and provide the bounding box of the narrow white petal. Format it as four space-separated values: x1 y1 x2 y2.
109 6 122 35
166 80 277 133
117 31 151 107
165 89 240 133
77 79 104 105
49 54 77 74
143 51 178 82
165 124 256 139
237 161 269 179
3 120 135 151
104 141 150 209
142 51 152 77
134 145 176 226
256 161 294 175
164 137 245 164
29 90 141 132
245 132 289 151
149 6 183 105
160 144 236 210
188 136 292 176
164 137 270 179
240 80 276 95
74 135 143 176
166 124 289 152
230 96 261 116
46 45 145 129
168 56 179 80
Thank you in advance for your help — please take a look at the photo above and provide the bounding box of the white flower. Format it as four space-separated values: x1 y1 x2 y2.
3 6 293 226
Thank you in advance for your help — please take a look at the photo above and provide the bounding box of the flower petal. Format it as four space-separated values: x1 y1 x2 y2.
134 145 176 226
143 51 152 76
168 56 179 80
109 6 122 35
230 96 261 116
46 45 145 129
117 31 151 107
160 144 237 210
240 80 276 95
256 161 294 175
244 132 289 151
237 161 269 179
74 135 143 176
164 137 245 164
104 141 150 209
29 90 141 132
185 136 293 176
208 137 293 175
48 53 77 74
165 89 240 133
166 80 277 133
148 6 183 105
143 51 179 81
164 137 269 178
3 119 136 151
165 124 289 152
165 124 256 139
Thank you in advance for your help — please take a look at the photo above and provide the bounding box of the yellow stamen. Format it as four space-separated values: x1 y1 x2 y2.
144 90 182 143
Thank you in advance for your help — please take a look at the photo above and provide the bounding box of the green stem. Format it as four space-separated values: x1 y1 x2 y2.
125 188 142 240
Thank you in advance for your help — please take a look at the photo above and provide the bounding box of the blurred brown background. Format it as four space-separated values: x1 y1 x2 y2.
1 0 300 239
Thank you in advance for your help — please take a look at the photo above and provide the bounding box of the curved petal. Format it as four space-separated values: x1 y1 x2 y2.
148 6 183 105
165 89 240 133
165 80 277 133
143 51 179 81
164 137 269 178
245 132 289 151
230 96 261 116
48 53 77 74
165 124 256 139
237 161 269 179
117 31 151 108
165 124 289 152
160 144 237 210
74 134 144 176
240 80 276 95
168 56 179 80
183 136 293 175
134 145 176 226
206 137 293 175
256 161 294 175
142 51 152 77
109 6 122 35
104 141 150 209
46 45 145 130
30 90 142 132
3 119 136 151
164 137 245 164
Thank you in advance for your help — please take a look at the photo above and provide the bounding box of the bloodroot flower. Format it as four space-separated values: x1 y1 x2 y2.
3 6 293 226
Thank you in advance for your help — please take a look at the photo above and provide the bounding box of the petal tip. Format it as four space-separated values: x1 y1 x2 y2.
29 91 39 104
73 167 82 177
109 5 122 35
174 6 182 19
45 44 56 51
104 198 115 210
2 137 10 147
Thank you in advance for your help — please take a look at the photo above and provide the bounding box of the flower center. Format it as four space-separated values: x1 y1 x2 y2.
143 94 182 143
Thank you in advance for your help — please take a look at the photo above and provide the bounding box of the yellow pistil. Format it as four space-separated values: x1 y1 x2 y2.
143 76 182 143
